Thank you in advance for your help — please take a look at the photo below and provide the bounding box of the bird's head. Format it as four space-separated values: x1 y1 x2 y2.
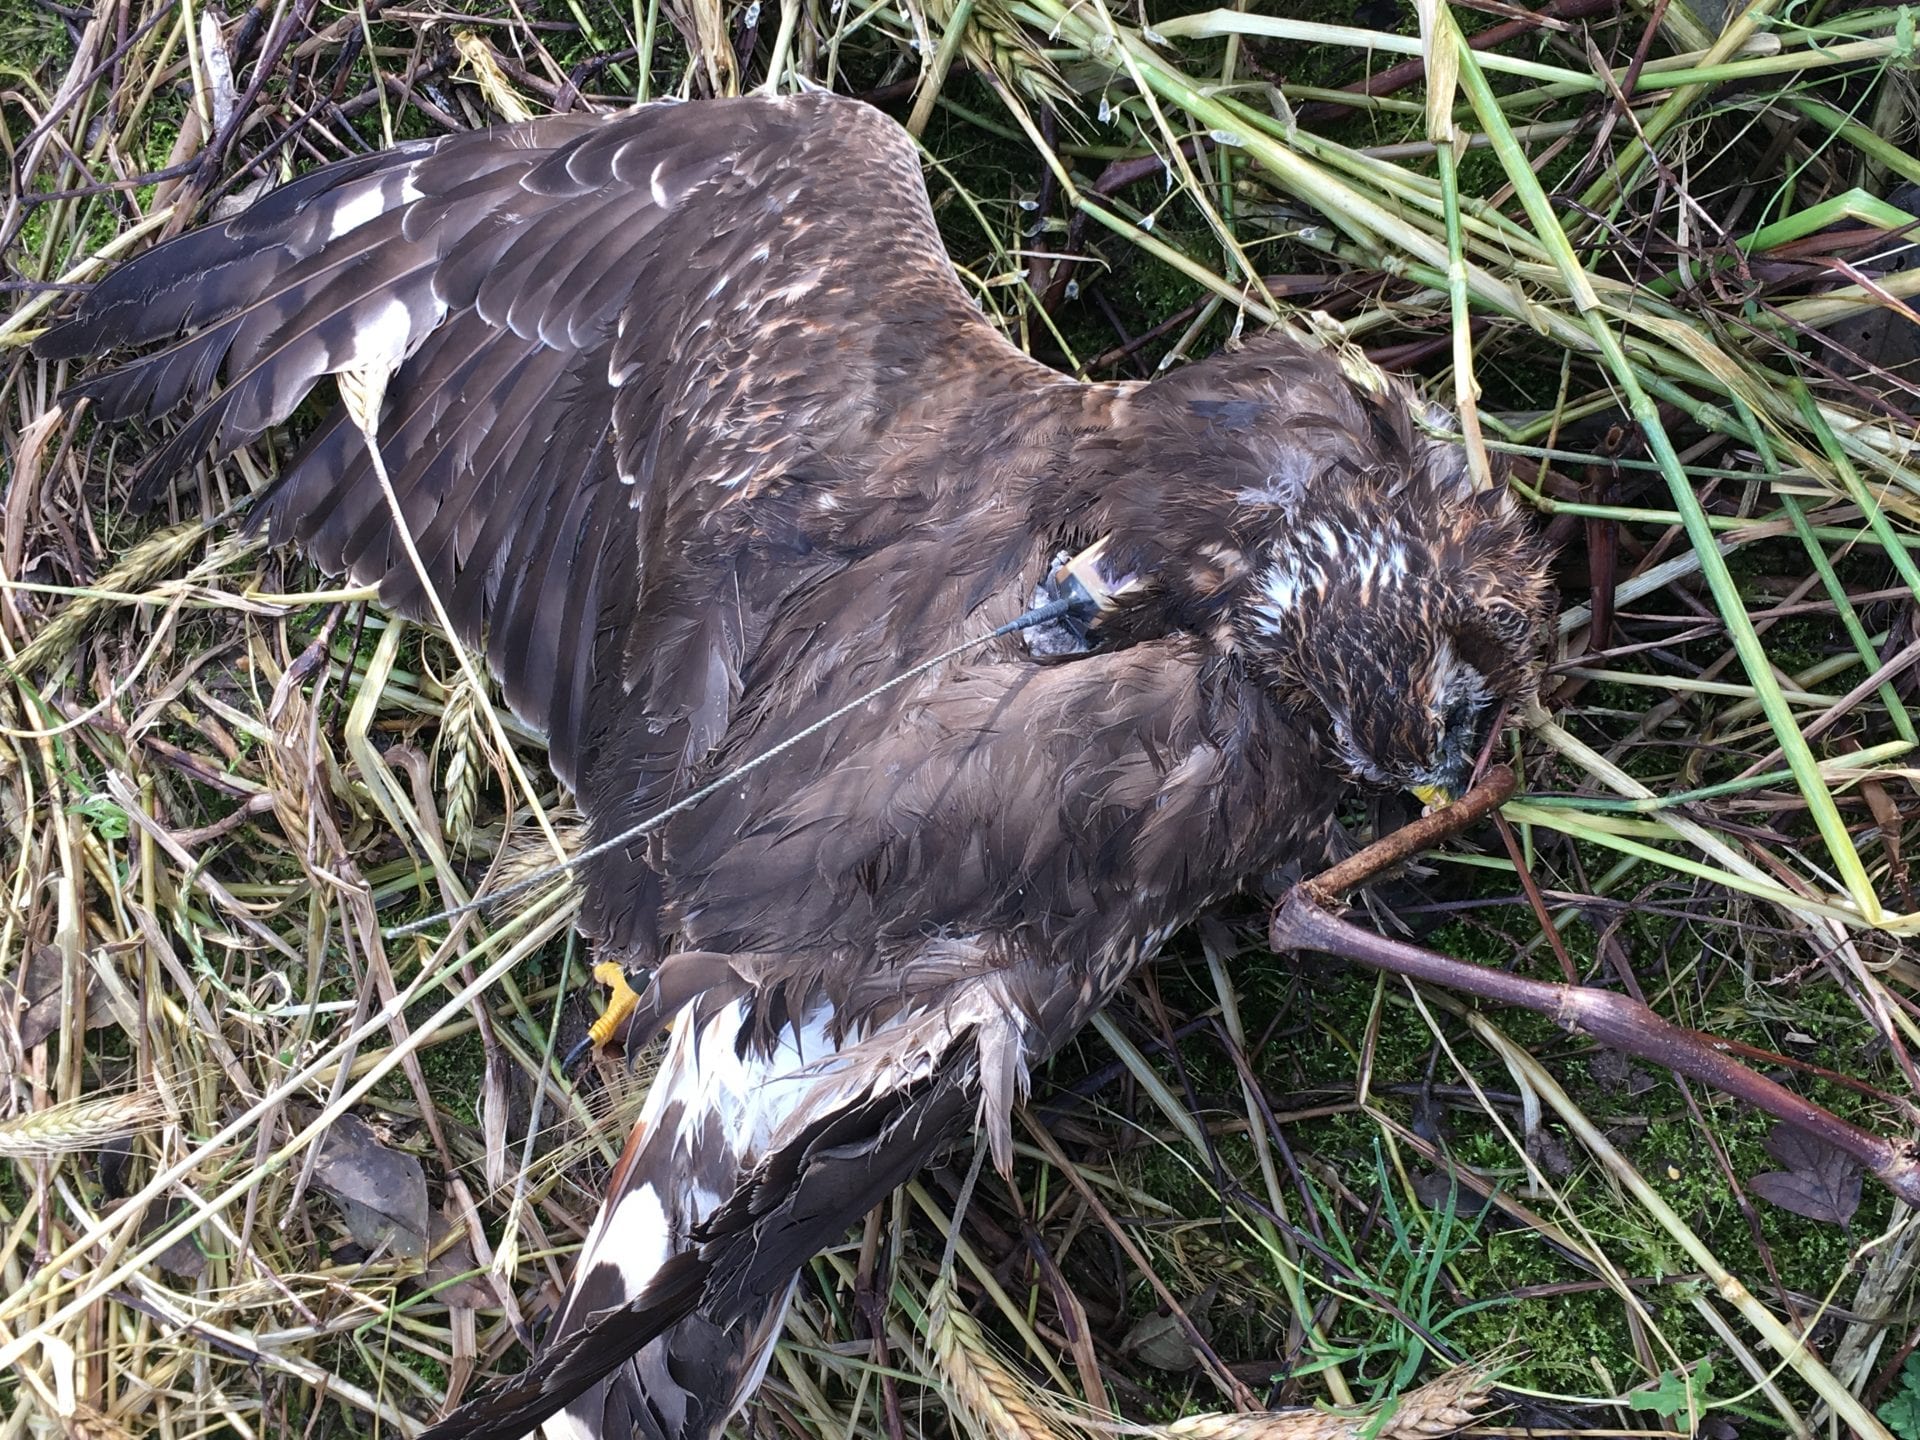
1230 478 1553 799
1046 332 1554 800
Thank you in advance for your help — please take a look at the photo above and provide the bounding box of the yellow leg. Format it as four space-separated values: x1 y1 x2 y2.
587 960 645 1051
565 961 646 1069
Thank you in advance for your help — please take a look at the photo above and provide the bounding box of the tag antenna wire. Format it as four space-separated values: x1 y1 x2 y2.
383 597 1080 940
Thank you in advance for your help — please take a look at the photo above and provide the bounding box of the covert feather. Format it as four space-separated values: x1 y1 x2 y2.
38 91 1554 1440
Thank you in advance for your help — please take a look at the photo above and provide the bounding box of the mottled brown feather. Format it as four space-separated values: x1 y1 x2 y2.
37 92 1553 1440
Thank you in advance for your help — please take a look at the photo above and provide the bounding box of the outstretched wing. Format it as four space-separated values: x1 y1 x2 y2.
36 93 1041 793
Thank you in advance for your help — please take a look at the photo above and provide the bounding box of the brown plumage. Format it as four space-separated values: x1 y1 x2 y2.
37 92 1554 1440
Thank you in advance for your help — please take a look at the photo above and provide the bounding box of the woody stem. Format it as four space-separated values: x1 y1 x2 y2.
1269 777 1920 1207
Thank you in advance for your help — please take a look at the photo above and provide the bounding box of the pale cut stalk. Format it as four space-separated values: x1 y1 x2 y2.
1203 940 1356 1407
1576 0 1786 212
1786 94 1920 187
906 1182 1078 1392
1502 802 1867 923
1014 0 1560 340
756 0 802 93
1554 668 1834 702
907 0 974 134
0 889 574 1356
1522 707 1904 937
1088 1010 1208 1155
339 362 571 868
1150 10 1789 91
1554 535 1741 634
1779 489 1917 743
1638 0 1713 53
1688 1292 1812 1438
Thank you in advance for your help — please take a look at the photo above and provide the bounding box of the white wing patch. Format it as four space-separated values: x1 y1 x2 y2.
542 1404 599 1440
583 1182 673 1310
322 175 406 241
337 294 425 375
683 998 835 1162
563 995 842 1321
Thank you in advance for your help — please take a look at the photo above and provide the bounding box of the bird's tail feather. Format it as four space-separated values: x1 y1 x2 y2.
420 989 986 1440
419 993 844 1440
540 995 818 1440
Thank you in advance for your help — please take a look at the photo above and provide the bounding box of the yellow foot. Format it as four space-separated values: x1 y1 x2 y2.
563 960 645 1070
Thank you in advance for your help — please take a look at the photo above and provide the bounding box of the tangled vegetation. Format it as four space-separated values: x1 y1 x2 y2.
3 0 1919 1434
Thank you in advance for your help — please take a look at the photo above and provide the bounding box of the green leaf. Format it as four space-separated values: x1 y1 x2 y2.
1629 1360 1714 1422
1878 1356 1920 1440
67 795 130 842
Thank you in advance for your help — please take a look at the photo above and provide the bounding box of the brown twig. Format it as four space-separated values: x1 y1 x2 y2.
1270 768 1920 1207
1304 765 1517 903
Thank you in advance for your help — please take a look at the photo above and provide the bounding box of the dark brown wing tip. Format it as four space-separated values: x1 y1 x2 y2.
418 1252 709 1440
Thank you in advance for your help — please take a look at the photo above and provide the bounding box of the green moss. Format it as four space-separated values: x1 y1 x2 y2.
417 1026 490 1129
1034 840 1900 1424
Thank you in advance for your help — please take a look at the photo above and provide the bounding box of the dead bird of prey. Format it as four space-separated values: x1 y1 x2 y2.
36 91 1553 1440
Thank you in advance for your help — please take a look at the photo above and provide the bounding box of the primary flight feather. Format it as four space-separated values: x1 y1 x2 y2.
38 91 1554 1440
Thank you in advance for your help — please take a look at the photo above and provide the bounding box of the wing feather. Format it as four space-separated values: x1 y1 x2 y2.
38 93 1036 814
34 147 430 361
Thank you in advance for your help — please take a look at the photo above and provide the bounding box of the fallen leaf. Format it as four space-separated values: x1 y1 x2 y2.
312 1113 430 1259
5 945 109 1051
138 1201 210 1279
1121 1286 1215 1372
1526 1125 1574 1178
1121 1310 1198 1371
1591 1048 1656 1096
1748 1123 1861 1227
421 1201 498 1310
